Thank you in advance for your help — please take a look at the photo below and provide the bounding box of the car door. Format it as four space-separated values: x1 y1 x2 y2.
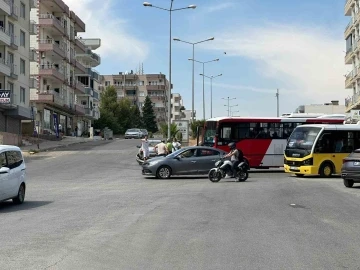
196 149 223 174
0 151 8 199
172 149 199 175
5 151 22 198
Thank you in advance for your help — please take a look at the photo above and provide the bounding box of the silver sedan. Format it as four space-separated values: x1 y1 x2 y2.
142 146 227 179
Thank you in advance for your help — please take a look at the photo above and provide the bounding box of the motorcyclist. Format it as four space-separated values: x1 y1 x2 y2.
223 142 243 178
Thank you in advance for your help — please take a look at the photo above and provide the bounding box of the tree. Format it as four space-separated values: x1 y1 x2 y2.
130 105 143 128
142 96 158 133
190 120 205 139
94 86 121 133
159 122 179 139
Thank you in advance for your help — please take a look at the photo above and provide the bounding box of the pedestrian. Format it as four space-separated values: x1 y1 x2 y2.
166 138 173 155
155 140 168 157
172 137 181 152
74 126 78 137
141 135 150 161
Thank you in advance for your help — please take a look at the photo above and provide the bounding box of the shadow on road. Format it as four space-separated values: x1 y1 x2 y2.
0 200 53 213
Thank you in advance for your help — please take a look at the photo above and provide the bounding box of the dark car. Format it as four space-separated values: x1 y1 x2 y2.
142 146 227 179
341 149 360 187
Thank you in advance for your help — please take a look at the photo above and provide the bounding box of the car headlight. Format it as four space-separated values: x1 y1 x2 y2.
303 158 313 165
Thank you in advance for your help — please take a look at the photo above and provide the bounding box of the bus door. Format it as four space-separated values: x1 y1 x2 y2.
313 132 336 170
269 123 285 167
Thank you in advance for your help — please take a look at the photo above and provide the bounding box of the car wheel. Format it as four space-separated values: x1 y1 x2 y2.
156 166 171 179
13 184 25 204
344 179 354 188
319 162 333 178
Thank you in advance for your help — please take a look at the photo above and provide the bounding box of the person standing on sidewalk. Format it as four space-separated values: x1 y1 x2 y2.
166 138 173 155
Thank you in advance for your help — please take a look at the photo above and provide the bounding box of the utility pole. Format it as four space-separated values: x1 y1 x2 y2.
275 89 279 117
222 97 236 116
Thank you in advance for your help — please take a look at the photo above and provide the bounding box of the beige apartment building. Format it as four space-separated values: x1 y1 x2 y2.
102 71 168 123
345 0 360 112
28 0 101 137
0 0 33 144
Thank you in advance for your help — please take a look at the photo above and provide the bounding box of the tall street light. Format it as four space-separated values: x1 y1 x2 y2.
222 97 236 116
143 1 196 139
188 58 219 120
199 73 222 118
173 37 215 123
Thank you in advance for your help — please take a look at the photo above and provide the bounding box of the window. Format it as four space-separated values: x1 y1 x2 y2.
105 81 110 86
20 2 26 19
7 82 13 92
20 30 25 47
0 152 6 168
198 149 220 157
6 151 23 169
20 58 25 75
179 149 197 158
20 87 25 103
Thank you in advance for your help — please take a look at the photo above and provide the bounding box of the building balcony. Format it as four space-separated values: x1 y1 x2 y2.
38 65 65 82
30 49 38 62
345 46 355 64
345 19 354 39
0 58 11 76
39 0 69 13
74 37 86 52
39 39 66 59
29 20 37 35
93 90 99 100
345 69 356 89
75 60 87 74
30 0 36 8
92 69 100 81
345 0 355 16
39 14 65 36
81 38 101 50
146 74 166 80
31 90 67 108
10 35 18 50
84 108 95 119
74 104 85 115
76 48 101 67
0 0 11 16
10 3 18 20
75 15 85 33
345 92 360 112
74 82 86 94
0 26 11 46
146 85 166 91
69 53 76 66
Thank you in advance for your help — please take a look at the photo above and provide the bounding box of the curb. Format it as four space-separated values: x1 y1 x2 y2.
22 141 89 156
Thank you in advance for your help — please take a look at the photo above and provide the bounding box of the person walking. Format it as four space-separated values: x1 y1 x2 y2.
166 138 173 155
172 137 181 152
141 135 150 161
155 140 168 157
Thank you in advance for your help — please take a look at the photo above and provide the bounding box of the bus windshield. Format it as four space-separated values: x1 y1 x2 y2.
286 126 322 152
203 121 217 146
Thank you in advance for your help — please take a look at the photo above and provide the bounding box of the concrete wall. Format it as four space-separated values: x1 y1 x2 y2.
0 132 21 146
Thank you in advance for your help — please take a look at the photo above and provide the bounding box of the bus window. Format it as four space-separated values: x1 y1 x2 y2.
203 121 217 146
234 123 250 140
220 126 232 140
269 123 283 139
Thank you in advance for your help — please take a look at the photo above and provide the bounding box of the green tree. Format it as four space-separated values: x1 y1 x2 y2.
190 120 205 139
117 98 133 133
94 86 121 133
142 96 158 133
159 122 179 139
130 105 143 128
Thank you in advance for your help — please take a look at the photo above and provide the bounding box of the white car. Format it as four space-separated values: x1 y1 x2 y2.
0 145 26 204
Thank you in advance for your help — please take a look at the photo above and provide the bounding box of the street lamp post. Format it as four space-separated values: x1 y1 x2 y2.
173 37 215 123
222 97 236 116
231 110 240 116
224 104 238 116
199 73 222 118
143 1 196 139
189 58 219 120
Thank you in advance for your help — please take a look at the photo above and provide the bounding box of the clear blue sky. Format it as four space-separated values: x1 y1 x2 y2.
65 0 348 118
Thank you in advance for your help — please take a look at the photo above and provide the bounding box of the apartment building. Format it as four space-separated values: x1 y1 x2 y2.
29 0 101 137
171 93 184 121
345 0 360 112
0 0 32 144
102 71 168 123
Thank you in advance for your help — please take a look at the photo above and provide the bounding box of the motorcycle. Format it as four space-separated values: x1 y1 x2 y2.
208 158 249 182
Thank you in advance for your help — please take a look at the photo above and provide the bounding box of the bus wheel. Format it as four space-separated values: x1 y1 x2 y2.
295 174 304 177
319 163 333 178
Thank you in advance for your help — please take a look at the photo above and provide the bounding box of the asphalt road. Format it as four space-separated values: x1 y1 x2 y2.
1 139 360 270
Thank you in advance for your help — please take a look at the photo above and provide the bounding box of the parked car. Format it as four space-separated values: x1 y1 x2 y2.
341 149 360 188
125 129 142 139
0 145 27 204
142 146 227 179
140 129 148 138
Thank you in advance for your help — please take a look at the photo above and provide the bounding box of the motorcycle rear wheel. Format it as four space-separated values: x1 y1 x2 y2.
209 169 222 182
235 170 248 182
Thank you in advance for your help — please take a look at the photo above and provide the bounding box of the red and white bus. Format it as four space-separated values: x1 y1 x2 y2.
198 116 346 168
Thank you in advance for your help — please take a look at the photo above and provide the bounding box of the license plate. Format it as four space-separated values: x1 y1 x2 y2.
290 166 299 171
354 162 360 166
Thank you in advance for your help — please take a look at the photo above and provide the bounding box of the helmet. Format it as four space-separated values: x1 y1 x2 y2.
228 142 236 150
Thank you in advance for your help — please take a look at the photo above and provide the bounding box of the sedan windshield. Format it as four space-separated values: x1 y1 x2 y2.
286 126 322 151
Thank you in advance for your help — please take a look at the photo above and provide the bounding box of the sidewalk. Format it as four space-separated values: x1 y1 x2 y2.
20 136 103 156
